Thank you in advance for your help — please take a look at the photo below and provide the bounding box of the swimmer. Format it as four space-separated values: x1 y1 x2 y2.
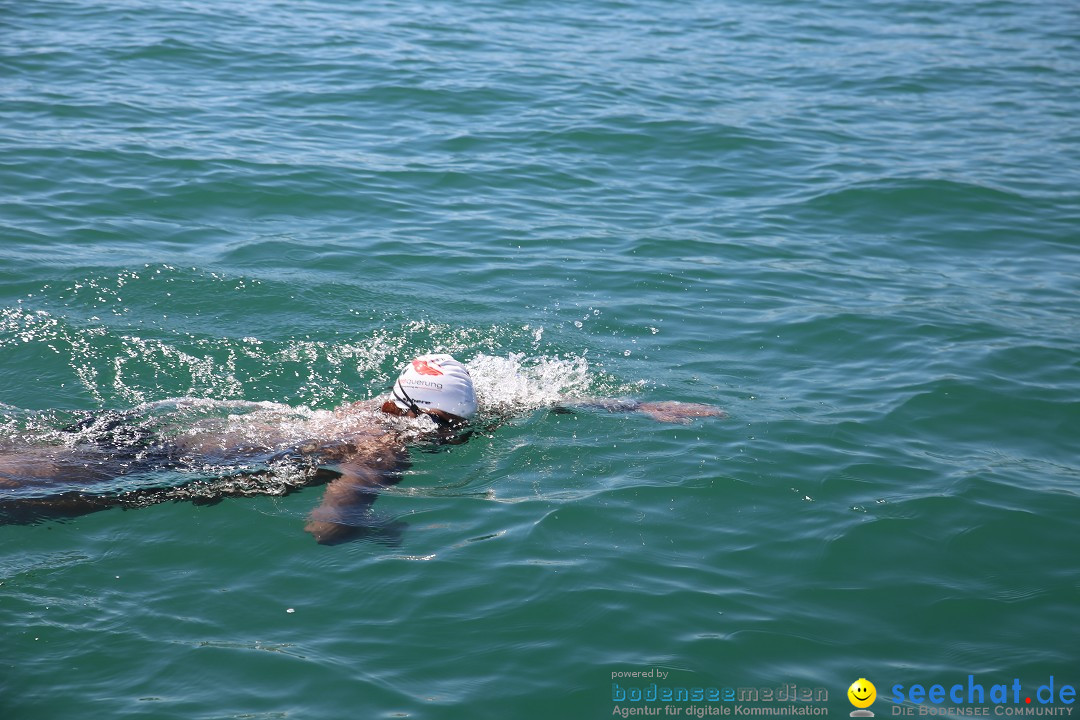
0 354 723 544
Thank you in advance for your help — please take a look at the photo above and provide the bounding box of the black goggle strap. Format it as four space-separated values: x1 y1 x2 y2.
393 380 455 428
393 380 422 414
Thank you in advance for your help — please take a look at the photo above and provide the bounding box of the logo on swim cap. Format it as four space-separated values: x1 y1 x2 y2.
411 359 444 376
393 354 477 420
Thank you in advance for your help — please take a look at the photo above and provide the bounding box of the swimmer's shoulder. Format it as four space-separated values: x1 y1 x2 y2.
332 399 383 419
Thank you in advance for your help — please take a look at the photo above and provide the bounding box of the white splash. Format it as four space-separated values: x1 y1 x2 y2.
467 352 597 416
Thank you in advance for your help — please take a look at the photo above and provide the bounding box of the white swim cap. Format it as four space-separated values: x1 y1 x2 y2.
391 354 477 420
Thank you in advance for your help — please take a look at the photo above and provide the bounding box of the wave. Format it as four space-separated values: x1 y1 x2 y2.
784 177 1037 222
0 268 630 418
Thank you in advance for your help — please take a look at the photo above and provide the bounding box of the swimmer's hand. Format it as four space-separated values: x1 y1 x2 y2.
305 518 354 545
635 401 726 424
304 515 406 546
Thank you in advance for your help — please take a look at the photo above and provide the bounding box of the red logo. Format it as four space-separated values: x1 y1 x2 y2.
412 359 444 376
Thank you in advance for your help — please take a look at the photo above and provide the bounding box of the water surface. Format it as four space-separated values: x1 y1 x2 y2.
2 0 1078 717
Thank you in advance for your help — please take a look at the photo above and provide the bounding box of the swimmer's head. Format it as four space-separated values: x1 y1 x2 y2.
382 354 477 426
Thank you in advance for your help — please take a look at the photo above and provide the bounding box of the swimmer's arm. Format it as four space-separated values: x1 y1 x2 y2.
555 399 726 424
304 458 402 545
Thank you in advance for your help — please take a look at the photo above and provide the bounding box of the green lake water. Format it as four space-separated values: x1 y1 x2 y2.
1 0 1078 717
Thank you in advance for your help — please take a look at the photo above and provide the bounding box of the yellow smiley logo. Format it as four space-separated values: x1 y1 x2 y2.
848 678 877 709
